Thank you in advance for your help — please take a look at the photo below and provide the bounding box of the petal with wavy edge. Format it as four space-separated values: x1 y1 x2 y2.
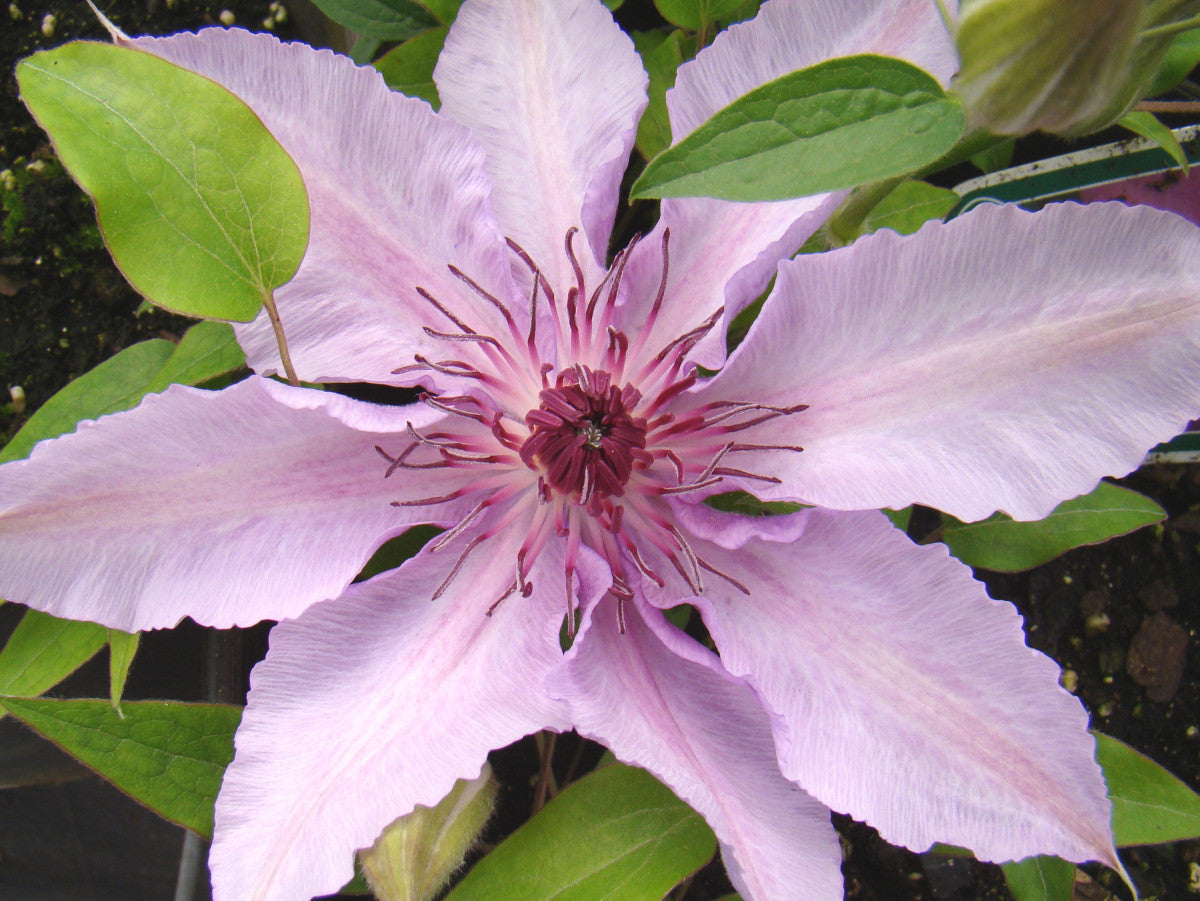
650 503 1118 870
0 377 470 631
548 595 843 901
132 28 519 386
616 0 959 372
209 525 606 901
693 201 1200 521
435 0 647 285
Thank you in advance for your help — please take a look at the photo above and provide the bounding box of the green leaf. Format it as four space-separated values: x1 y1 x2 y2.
349 35 384 66
718 1 761 26
969 137 1014 174
446 764 716 901
654 0 745 30
0 610 107 700
633 30 693 161
107 629 139 712
0 698 241 838
1001 856 1075 901
939 482 1166 572
860 180 957 236
145 320 246 393
340 869 374 895
631 54 964 202
1096 732 1200 846
374 27 448 108
1119 110 1189 172
882 507 912 532
663 604 693 631
17 42 308 321
705 490 806 517
355 525 441 583
1 339 171 463
417 0 462 24
1147 27 1200 96
309 0 437 39
1 321 245 464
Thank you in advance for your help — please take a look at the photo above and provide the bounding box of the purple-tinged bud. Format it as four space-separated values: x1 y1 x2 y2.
953 0 1200 136
358 766 498 901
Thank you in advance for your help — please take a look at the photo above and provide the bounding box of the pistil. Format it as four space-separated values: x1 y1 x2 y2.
379 227 807 630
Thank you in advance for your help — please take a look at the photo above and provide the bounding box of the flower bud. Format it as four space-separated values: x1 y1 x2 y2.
953 0 1200 136
358 766 498 901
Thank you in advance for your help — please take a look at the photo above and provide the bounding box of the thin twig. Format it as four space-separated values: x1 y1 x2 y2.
532 731 559 813
261 290 299 385
1134 100 1200 114
561 733 590 787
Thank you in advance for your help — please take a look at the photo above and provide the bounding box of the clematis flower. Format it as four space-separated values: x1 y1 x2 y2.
5 0 1200 898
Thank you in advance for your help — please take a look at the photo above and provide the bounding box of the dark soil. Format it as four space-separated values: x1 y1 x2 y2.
1 3 1198 901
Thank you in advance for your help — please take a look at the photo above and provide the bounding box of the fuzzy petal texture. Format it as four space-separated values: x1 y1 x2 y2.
435 0 647 284
133 27 518 385
210 526 608 901
656 503 1118 870
698 201 1200 521
549 595 843 901
617 0 959 372
0 378 464 630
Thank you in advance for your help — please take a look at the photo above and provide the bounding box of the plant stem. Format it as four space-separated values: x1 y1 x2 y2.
826 177 904 246
262 290 300 386
1136 100 1200 113
1142 13 1200 40
532 731 558 814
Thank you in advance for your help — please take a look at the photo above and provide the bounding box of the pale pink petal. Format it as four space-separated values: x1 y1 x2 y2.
695 201 1200 521
548 596 843 901
133 28 519 385
209 524 606 901
435 0 647 285
0 378 470 631
652 503 1118 870
617 0 959 372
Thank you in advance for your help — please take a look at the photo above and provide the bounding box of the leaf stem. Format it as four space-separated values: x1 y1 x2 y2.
826 177 904 246
262 290 299 386
532 731 558 814
1136 100 1200 113
1141 13 1200 40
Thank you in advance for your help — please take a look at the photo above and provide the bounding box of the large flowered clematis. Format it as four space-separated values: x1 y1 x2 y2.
5 0 1200 898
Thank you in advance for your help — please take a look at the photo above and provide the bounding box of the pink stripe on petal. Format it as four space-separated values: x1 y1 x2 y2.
700 201 1200 521
617 0 958 373
549 596 843 901
209 529 603 901
659 504 1118 870
0 378 465 630
435 0 647 284
133 28 517 385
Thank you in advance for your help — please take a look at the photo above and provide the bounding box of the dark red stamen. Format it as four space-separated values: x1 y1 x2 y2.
520 366 648 504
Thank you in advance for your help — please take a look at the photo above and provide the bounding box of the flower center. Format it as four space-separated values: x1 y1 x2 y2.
519 366 649 506
380 227 808 631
